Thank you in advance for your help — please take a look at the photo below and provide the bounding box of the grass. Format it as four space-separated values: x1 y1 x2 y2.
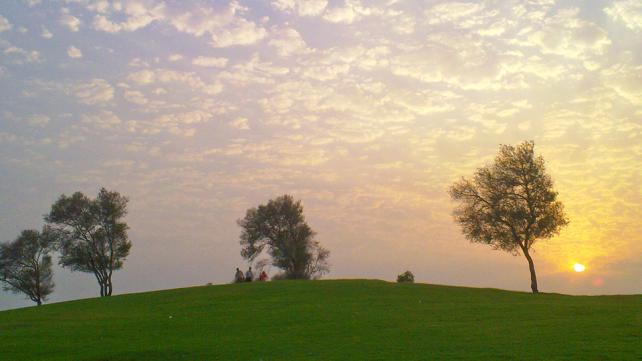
0 279 640 360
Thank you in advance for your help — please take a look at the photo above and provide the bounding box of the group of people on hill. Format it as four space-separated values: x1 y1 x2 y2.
234 267 268 283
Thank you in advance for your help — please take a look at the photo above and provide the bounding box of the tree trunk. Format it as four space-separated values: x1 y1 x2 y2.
36 299 42 306
106 277 112 296
523 248 539 293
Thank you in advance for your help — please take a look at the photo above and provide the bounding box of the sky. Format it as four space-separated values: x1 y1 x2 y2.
0 0 641 310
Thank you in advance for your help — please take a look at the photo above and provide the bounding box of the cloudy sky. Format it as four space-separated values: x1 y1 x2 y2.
1 0 641 309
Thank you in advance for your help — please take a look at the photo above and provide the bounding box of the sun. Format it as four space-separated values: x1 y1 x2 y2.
573 263 586 273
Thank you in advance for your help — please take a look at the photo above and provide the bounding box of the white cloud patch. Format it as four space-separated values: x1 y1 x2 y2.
41 27 53 38
60 13 81 32
89 1 267 47
128 68 223 95
268 27 309 56
168 53 183 62
3 46 43 64
67 46 83 58
527 8 611 60
230 117 250 130
425 2 485 26
81 110 122 129
25 114 50 126
71 78 114 105
272 0 328 16
92 2 165 33
605 0 642 32
192 56 228 68
0 15 13 32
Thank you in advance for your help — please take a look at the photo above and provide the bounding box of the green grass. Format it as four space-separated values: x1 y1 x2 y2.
1 280 640 360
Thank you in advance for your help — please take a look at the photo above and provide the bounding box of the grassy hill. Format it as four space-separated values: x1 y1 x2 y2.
0 280 640 360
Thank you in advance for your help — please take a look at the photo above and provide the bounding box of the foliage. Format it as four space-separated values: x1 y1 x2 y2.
238 195 329 280
1 280 640 360
449 141 568 293
397 270 415 283
0 227 56 305
45 188 132 297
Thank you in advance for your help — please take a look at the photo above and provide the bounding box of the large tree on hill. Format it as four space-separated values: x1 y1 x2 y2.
449 141 568 293
0 228 56 306
45 188 132 297
238 195 330 280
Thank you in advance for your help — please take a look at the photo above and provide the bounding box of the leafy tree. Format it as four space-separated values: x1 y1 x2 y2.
45 188 132 297
238 195 330 280
397 270 415 283
0 228 56 305
449 141 568 293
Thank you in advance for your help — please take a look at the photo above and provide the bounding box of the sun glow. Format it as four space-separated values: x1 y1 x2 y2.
573 263 586 273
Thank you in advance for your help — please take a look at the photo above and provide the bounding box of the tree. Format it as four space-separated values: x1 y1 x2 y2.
397 271 415 283
238 195 330 280
449 141 568 293
0 228 56 305
45 188 132 297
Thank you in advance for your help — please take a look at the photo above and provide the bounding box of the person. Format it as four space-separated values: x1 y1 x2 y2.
234 268 244 283
259 271 268 281
245 267 254 282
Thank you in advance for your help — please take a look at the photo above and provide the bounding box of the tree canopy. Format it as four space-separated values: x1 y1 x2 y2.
238 195 329 280
45 188 131 297
0 227 56 305
449 141 568 293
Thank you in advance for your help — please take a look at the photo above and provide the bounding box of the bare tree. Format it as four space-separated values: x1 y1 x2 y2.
45 188 132 297
238 195 330 280
449 141 568 293
0 228 56 305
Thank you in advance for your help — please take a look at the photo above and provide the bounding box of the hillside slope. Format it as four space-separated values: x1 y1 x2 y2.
1 280 640 360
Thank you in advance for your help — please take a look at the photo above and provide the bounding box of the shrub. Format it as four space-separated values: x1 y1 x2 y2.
397 271 414 283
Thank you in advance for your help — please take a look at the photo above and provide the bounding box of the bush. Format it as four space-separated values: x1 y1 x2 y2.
397 271 414 283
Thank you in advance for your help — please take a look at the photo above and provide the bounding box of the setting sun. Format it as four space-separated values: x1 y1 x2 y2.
574 263 586 273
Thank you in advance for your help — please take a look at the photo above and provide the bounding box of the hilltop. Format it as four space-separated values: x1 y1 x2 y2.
1 280 640 360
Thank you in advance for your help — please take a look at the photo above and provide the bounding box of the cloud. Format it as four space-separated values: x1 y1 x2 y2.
41 27 53 38
425 2 485 26
25 114 50 127
92 2 165 33
0 15 12 32
527 8 611 60
208 18 267 47
81 110 122 129
67 46 83 59
272 0 328 16
192 56 228 68
230 117 250 130
168 53 183 62
127 68 223 95
3 46 43 64
268 27 309 56
89 1 267 47
71 78 114 105
605 0 642 32
60 13 81 32
23 0 41 6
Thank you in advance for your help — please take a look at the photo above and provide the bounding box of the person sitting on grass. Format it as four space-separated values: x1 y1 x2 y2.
234 268 245 283
259 271 268 281
245 267 254 282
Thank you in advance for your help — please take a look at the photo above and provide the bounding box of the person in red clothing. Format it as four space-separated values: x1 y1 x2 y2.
259 271 268 281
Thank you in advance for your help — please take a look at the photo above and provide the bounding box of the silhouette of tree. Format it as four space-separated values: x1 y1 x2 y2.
45 188 131 297
397 271 415 283
0 228 56 305
238 195 329 280
449 141 568 293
